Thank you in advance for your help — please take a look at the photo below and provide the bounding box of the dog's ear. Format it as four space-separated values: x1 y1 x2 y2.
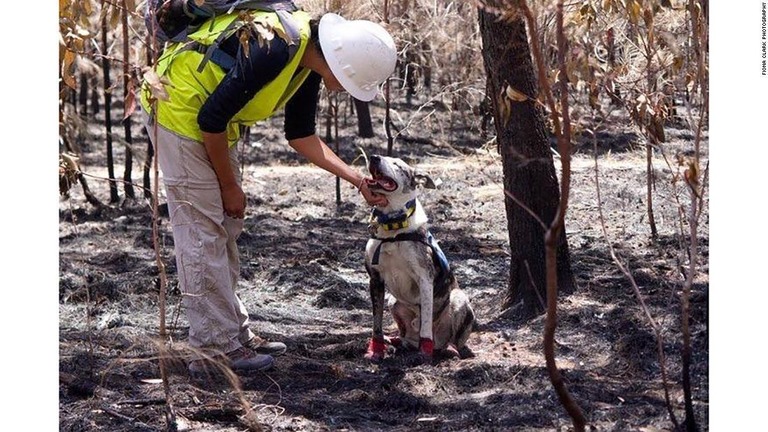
414 171 440 189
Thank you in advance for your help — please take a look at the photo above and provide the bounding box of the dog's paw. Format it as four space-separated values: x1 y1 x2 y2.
457 345 475 359
419 338 434 358
384 335 403 348
410 338 435 365
364 338 387 363
404 351 433 367
440 345 460 360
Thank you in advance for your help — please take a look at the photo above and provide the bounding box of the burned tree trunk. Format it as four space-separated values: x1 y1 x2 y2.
143 127 154 199
143 33 155 199
478 4 576 320
354 99 374 138
121 0 135 199
60 138 104 208
101 0 119 204
78 70 89 116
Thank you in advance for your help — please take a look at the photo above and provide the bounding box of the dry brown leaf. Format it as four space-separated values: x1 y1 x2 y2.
98 2 108 25
62 50 77 90
124 78 137 120
143 68 170 101
643 8 654 28
628 0 642 25
498 91 511 126
75 25 91 39
239 30 251 58
505 85 528 102
273 24 289 44
254 22 275 44
110 3 121 29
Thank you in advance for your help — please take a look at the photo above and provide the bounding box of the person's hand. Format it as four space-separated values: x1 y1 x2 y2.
358 178 389 207
221 183 246 219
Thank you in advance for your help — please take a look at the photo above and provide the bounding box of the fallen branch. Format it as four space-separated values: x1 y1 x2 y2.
116 398 167 407
101 406 154 429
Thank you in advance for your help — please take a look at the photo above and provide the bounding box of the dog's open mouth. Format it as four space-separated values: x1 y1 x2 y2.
366 165 397 191
366 176 397 191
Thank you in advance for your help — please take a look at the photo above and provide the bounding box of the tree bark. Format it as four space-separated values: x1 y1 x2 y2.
121 0 135 200
383 0 394 156
354 99 374 138
79 71 89 116
143 33 155 200
101 1 119 203
143 128 154 199
478 5 576 320
90 75 101 117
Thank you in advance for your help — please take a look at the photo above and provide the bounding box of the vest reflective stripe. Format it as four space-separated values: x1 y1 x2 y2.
140 10 312 146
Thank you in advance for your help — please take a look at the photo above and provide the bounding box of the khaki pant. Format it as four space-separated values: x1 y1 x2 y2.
145 116 255 354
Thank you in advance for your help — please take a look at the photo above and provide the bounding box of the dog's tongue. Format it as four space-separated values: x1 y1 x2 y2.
367 177 396 191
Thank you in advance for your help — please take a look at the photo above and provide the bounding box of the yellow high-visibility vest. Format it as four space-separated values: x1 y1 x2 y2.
140 10 312 146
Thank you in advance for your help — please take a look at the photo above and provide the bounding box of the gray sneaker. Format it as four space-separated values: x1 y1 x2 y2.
244 336 287 357
189 347 274 376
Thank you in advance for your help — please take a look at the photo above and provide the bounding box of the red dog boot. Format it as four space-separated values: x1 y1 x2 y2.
419 338 435 363
364 337 386 363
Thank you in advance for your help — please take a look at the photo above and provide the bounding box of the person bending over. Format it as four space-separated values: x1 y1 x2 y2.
141 0 396 375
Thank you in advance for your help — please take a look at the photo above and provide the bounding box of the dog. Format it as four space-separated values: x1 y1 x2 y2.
363 155 475 364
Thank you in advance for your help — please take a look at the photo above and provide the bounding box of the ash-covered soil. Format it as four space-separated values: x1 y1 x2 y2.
59 98 708 431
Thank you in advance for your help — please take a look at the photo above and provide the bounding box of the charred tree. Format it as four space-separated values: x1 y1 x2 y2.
354 99 374 138
90 75 101 117
79 71 89 117
142 126 154 199
421 40 432 90
60 137 104 208
478 4 576 320
323 93 342 205
383 0 394 156
121 0 135 199
143 33 155 199
403 52 418 105
101 0 119 203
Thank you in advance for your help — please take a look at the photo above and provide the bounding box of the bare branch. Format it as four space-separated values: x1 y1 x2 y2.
591 128 681 431
522 0 587 429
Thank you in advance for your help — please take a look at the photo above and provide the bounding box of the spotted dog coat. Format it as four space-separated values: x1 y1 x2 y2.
363 155 475 363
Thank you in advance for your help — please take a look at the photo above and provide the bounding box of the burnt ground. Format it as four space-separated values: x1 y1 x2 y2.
58 97 708 432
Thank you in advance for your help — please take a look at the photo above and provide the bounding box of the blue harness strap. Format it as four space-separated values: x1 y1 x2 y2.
427 231 450 272
371 229 451 278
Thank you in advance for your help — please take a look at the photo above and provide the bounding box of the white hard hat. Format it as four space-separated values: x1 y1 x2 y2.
318 13 397 102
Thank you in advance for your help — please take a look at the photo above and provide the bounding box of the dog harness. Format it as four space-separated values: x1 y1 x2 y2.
370 230 450 273
369 229 453 320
